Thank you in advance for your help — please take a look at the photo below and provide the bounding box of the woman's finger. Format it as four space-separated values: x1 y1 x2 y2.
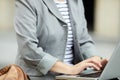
85 63 100 71
85 57 102 68
101 59 108 69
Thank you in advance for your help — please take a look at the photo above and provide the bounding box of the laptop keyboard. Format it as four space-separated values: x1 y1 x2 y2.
79 69 102 78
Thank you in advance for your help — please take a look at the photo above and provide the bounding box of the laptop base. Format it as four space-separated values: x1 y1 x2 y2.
56 75 119 80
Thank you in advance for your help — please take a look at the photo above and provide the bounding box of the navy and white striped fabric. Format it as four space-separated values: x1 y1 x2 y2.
54 0 74 65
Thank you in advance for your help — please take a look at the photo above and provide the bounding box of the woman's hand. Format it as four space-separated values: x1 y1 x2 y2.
87 56 108 69
70 56 108 75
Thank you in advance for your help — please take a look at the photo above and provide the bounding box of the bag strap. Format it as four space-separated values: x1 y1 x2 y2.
0 65 10 76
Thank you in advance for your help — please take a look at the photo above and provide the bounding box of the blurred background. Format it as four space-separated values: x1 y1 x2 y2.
0 0 120 68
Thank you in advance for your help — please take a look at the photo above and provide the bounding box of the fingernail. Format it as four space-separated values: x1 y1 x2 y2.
99 64 102 67
98 68 100 70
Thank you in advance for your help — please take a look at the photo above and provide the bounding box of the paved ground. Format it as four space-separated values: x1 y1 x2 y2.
0 31 117 68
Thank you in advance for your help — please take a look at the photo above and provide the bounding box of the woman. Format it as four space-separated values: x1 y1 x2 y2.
14 0 108 80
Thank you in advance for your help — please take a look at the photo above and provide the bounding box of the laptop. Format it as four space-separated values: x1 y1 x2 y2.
56 43 120 80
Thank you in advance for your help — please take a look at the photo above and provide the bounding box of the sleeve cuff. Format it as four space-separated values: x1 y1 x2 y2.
36 54 58 75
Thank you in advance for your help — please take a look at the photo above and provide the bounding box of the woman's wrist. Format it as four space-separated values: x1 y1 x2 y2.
50 61 74 74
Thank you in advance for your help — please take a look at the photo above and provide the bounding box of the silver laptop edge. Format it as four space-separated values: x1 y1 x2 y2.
99 43 120 80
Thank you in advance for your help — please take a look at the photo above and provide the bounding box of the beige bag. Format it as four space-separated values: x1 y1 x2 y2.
0 64 30 80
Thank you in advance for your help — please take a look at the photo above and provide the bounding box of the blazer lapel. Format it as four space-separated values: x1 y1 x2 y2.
43 0 66 23
67 0 78 24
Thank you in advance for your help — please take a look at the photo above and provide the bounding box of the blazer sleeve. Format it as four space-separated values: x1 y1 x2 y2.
78 0 99 59
14 0 58 75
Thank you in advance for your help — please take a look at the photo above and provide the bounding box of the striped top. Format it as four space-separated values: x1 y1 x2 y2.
54 0 74 65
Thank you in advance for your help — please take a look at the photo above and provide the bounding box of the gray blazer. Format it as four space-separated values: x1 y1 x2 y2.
14 0 97 79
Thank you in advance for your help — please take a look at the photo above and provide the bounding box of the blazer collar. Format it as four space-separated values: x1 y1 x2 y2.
43 0 66 23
